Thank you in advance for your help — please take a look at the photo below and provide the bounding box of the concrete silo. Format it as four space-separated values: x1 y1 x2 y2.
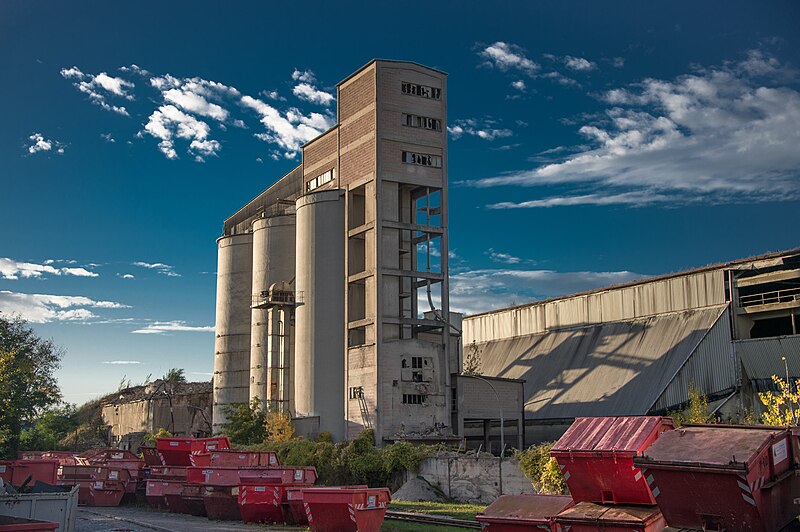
250 214 296 412
294 189 345 440
212 233 253 433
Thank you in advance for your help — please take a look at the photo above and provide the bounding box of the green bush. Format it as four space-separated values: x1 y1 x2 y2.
247 429 436 487
514 441 567 495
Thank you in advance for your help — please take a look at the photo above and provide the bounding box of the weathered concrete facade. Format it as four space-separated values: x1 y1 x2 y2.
214 61 455 444
102 381 212 441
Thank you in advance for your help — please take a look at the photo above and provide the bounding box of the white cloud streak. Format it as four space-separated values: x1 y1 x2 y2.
103 360 141 365
132 262 181 277
242 95 334 158
0 258 98 280
471 50 800 208
0 291 129 323
26 133 65 155
292 83 335 106
479 42 539 75
448 118 513 141
131 321 214 334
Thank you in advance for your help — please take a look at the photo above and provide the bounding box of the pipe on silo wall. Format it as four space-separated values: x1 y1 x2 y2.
250 215 296 410
212 233 253 434
294 189 345 440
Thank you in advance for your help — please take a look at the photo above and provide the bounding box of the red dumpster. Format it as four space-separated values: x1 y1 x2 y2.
145 479 168 508
302 487 391 532
179 483 207 516
476 494 574 531
140 446 164 466
87 478 127 506
11 460 59 485
0 462 13 484
238 483 317 524
285 486 309 525
0 516 59 532
553 502 666 532
203 485 242 520
148 465 187 480
634 424 800 532
160 480 190 513
238 466 317 485
156 437 230 466
551 416 674 505
190 450 280 467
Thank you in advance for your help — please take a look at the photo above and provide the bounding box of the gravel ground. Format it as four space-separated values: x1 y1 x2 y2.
77 506 305 532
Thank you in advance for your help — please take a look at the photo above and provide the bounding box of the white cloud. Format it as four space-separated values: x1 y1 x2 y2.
292 83 335 106
131 320 214 334
448 118 513 141
291 69 316 83
163 88 229 120
118 273 135 279
486 248 522 264
100 133 115 143
242 95 335 158
60 66 133 115
511 80 527 92
564 56 596 71
0 291 129 323
0 258 99 279
143 105 219 161
488 191 671 209
132 261 181 277
611 57 625 68
449 269 648 316
103 360 141 365
260 90 285 101
26 133 65 155
470 50 800 207
479 42 539 75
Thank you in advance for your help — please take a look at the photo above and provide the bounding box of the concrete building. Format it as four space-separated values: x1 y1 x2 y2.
463 248 800 446
213 60 489 444
102 380 213 449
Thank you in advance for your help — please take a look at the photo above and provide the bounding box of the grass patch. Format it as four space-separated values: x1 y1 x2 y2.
388 501 486 521
381 522 467 532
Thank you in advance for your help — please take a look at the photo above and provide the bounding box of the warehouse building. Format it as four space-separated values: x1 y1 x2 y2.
213 60 523 448
463 248 800 445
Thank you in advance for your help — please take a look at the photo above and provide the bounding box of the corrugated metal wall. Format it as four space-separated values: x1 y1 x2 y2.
464 270 726 344
736 335 800 391
650 306 735 413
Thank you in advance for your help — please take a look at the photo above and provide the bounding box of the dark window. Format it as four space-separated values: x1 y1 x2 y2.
401 81 441 101
402 393 426 405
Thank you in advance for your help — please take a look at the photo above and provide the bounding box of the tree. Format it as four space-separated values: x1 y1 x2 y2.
220 398 268 445
19 404 78 451
0 315 63 459
163 368 186 384
759 375 800 426
463 340 482 375
265 411 295 443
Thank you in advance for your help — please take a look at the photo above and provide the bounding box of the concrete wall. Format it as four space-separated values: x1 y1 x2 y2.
103 391 213 438
405 454 534 504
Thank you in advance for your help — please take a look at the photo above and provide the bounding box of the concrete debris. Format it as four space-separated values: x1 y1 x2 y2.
392 476 445 502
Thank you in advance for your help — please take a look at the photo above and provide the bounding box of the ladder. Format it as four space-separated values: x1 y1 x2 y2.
357 388 372 429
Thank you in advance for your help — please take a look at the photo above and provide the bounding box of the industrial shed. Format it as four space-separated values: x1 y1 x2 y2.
463 249 800 444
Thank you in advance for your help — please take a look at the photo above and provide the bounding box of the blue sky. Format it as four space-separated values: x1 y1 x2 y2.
1 1 798 405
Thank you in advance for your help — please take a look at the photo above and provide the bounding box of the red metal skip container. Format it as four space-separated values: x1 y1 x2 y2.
302 487 391 532
634 424 800 532
551 416 674 505
0 460 59 486
155 437 231 466
476 494 574 531
553 502 666 532
0 516 59 532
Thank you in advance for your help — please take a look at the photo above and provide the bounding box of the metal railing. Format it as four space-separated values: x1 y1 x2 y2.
252 290 304 308
739 287 800 308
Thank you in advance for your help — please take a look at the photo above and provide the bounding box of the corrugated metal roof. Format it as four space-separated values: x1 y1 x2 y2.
736 335 800 392
551 416 673 453
476 306 726 420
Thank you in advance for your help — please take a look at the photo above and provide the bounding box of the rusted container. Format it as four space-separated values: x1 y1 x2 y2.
551 416 674 505
140 446 164 466
86 479 126 507
202 485 242 521
178 483 206 516
0 516 58 532
145 479 168 508
302 487 391 532
634 424 800 532
57 465 130 506
476 494 573 531
553 502 666 532
161 481 189 514
285 486 308 525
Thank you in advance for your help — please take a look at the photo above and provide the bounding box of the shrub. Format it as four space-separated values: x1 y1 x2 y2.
514 441 567 495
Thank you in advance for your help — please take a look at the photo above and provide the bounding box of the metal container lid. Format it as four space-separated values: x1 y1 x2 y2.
555 501 663 525
478 494 573 522
552 416 674 455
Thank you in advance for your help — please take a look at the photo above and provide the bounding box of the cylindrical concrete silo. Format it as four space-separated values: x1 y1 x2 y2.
294 189 345 440
250 214 296 409
212 233 253 434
